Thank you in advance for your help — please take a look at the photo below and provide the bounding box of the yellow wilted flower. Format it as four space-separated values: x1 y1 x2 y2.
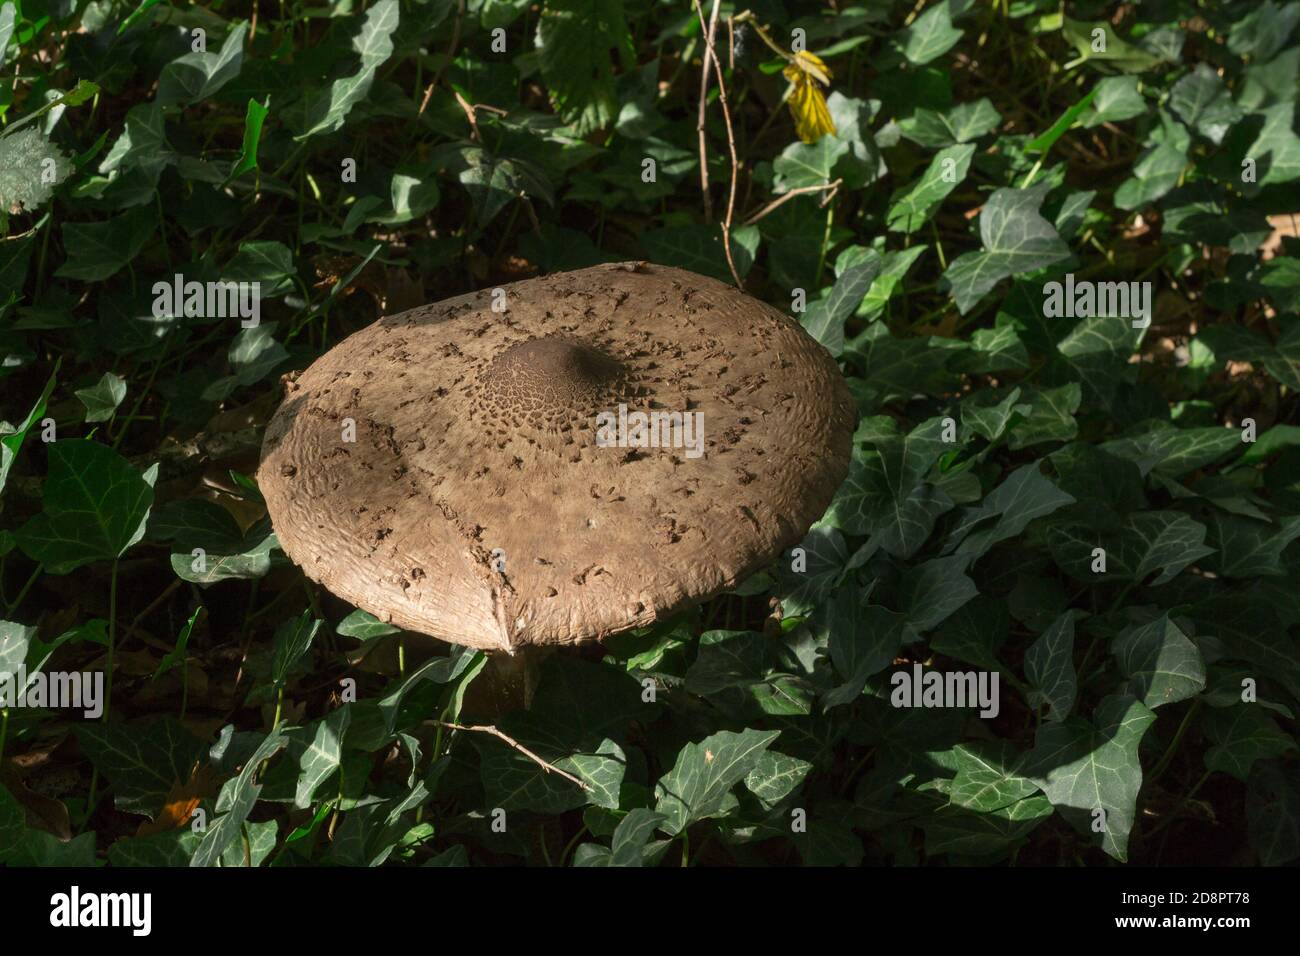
783 51 836 144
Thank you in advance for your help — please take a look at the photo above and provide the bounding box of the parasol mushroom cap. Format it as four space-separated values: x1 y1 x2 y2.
258 262 855 651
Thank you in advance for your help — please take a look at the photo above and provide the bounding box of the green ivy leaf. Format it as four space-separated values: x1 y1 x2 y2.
1026 694 1156 861
76 717 207 818
1025 611 1078 721
157 21 249 106
54 205 158 282
17 439 158 574
654 728 780 835
294 0 400 140
192 727 288 867
941 183 1071 313
1204 705 1296 781
887 143 975 233
898 3 964 66
75 371 127 423
899 98 1001 147
1112 613 1207 709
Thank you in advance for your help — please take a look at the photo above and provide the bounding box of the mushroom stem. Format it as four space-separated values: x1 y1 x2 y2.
464 645 553 715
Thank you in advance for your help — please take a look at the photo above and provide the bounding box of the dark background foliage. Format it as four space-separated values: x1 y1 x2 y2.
1 0 1299 866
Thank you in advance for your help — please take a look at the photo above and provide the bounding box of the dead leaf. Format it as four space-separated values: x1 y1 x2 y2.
135 764 217 837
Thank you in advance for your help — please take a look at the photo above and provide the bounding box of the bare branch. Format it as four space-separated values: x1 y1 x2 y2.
742 179 842 227
432 721 593 792
695 0 743 289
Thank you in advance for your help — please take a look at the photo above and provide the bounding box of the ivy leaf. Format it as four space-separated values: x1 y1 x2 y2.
1114 113 1190 209
535 0 634 135
54 205 158 282
157 21 249 106
1050 511 1214 586
75 372 127 423
107 830 202 867
17 439 158 574
897 3 963 65
270 611 321 687
0 3 14 73
1081 76 1146 127
941 183 1071 313
99 102 173 178
1247 760 1300 866
1245 102 1300 186
898 99 1001 147
900 555 978 632
192 727 288 867
820 595 909 709
337 609 401 640
961 386 1029 442
345 648 480 750
1203 513 1300 578
745 751 812 808
290 707 353 808
0 368 56 502
1025 611 1078 721
76 718 207 818
825 418 952 556
1007 383 1081 449
1204 705 1296 781
887 144 975 233
0 620 36 687
1062 19 1164 74
435 145 554 231
775 524 848 618
294 0 400 140
923 795 1054 857
223 240 296 297
800 256 880 356
640 223 759 282
773 135 850 192
948 741 1040 813
932 597 1008 672
1229 1 1300 64
857 246 927 320
1169 63 1243 144
1100 424 1240 478
946 463 1076 560
1112 613 1207 709
1026 694 1156 861
654 728 780 834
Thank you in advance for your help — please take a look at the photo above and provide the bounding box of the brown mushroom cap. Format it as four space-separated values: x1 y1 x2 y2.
258 262 856 651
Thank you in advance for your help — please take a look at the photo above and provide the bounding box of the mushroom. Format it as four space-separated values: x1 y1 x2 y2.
258 262 855 660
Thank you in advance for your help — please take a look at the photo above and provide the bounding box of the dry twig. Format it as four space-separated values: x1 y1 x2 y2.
433 721 593 792
742 178 842 226
694 0 743 288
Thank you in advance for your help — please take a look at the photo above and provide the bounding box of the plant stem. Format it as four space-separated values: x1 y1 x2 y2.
1148 700 1201 784
106 559 119 718
6 564 42 616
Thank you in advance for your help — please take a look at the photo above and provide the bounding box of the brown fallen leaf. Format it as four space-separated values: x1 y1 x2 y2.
135 764 217 837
